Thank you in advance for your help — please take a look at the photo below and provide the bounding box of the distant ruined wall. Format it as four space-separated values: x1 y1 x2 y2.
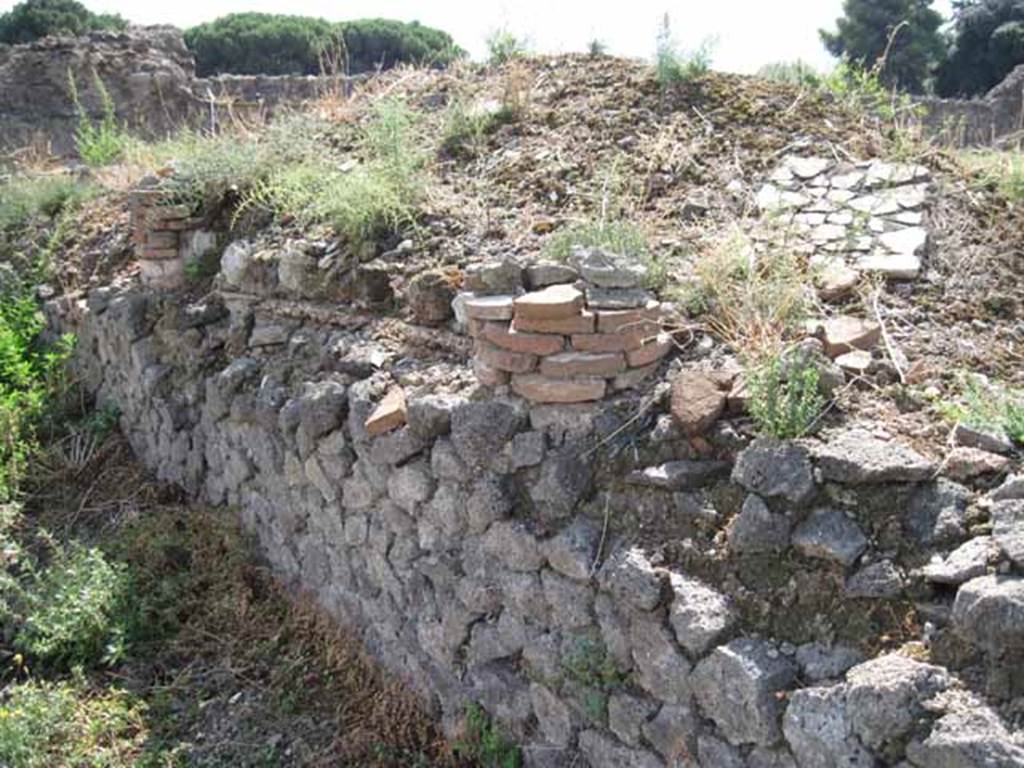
0 27 351 155
913 64 1024 147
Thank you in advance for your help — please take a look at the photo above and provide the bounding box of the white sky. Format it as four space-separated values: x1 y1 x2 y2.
0 0 956 74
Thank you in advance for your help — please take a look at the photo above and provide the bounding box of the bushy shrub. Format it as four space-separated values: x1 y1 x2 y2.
655 13 713 88
758 60 822 87
746 351 826 439
0 175 95 236
183 13 461 76
485 26 528 66
453 704 521 768
0 0 125 45
14 543 131 666
0 678 147 767
941 372 1024 444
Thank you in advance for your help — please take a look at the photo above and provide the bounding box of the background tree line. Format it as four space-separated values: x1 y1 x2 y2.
822 0 1024 96
0 1 462 76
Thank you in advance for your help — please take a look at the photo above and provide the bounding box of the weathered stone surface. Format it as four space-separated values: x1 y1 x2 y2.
696 734 745 768
450 400 526 467
464 294 516 320
835 349 872 375
944 446 1011 481
992 500 1024 566
643 704 699 761
508 430 546 469
907 691 1024 768
407 268 457 324
792 508 868 567
476 341 538 374
905 479 970 546
406 393 461 440
596 302 661 334
469 258 524 294
783 685 874 768
732 439 816 504
845 559 904 599
795 642 864 682
953 423 1014 455
879 226 927 255
585 287 653 310
570 330 644 353
952 574 1024 657
473 358 510 387
525 261 579 289
846 654 951 752
529 449 592 516
578 730 662 768
626 333 673 368
630 614 693 705
598 547 663 611
608 692 658 746
512 311 596 335
990 474 1024 502
613 361 660 390
364 387 407 437
483 521 545 572
541 570 593 630
530 683 575 747
668 573 736 658
571 246 648 288
813 430 935 484
817 259 860 300
483 322 564 356
540 351 625 378
819 316 881 358
466 475 512 534
514 284 584 321
728 494 791 554
544 517 600 582
511 375 607 404
670 371 726 436
626 460 731 491
692 638 796 746
921 536 995 585
856 252 921 280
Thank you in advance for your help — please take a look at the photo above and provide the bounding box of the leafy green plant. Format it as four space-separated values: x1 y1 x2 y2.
655 13 713 88
758 60 822 87
68 68 128 167
439 99 514 159
13 542 132 667
940 372 1024 444
960 149 1024 204
587 39 607 57
485 26 527 65
562 632 625 690
236 100 424 246
454 704 521 768
0 677 147 768
745 351 826 439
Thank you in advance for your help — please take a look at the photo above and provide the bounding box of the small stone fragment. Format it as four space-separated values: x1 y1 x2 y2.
921 536 995 585
626 460 731 490
792 507 868 567
364 388 407 437
669 371 726 436
820 316 881 358
728 494 791 554
626 333 673 368
514 284 584 321
598 546 663 611
992 500 1024 566
732 439 816 504
944 446 1011 481
464 294 516 321
668 573 736 657
845 559 903 598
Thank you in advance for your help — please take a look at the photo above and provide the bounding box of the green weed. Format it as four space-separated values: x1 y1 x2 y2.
485 27 527 66
440 99 513 159
561 632 625 692
0 175 96 237
959 149 1024 204
0 677 148 768
745 351 826 439
454 704 521 768
940 372 1024 444
655 14 713 88
68 68 129 167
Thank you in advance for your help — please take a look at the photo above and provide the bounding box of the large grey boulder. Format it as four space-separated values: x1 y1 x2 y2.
907 691 1024 768
629 614 693 705
991 499 1024 567
691 638 797 746
731 439 816 504
783 685 875 768
905 479 971 546
598 547 664 611
578 730 663 768
450 399 526 468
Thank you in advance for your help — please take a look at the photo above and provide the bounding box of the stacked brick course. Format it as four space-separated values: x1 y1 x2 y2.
463 254 671 402
130 179 209 290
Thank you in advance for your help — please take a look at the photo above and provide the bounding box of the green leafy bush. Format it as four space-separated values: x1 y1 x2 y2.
14 543 131 667
758 60 822 87
236 101 424 245
0 0 125 45
0 678 147 768
746 352 826 439
655 13 713 88
0 175 95 237
485 26 528 66
183 13 461 77
941 372 1024 444
67 68 128 166
439 100 511 159
454 704 521 768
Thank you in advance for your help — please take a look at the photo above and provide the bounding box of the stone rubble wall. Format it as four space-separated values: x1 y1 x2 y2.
911 64 1024 148
41 270 1024 767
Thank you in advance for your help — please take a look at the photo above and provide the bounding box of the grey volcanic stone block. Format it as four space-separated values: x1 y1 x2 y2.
667 572 736 658
732 439 815 504
812 429 935 484
792 508 868 567
692 638 796 746
952 574 1024 658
